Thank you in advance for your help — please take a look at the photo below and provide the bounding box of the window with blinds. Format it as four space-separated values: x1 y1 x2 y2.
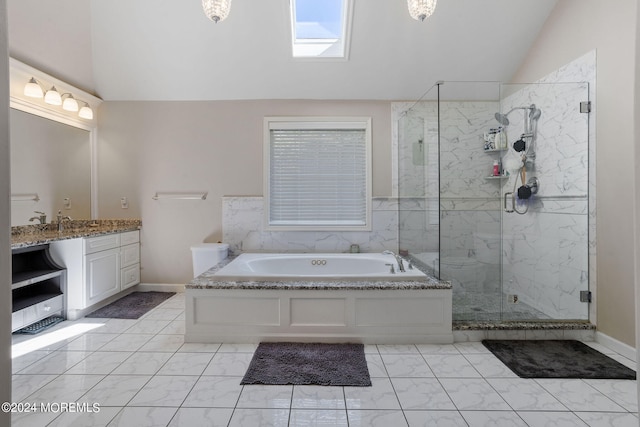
264 117 372 230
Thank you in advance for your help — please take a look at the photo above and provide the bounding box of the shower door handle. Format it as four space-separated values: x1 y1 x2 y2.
504 192 514 213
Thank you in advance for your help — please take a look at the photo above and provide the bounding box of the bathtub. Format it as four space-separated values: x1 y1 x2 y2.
213 252 429 282
185 253 453 344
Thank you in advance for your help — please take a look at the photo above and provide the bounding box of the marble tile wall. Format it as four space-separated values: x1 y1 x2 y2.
222 197 398 254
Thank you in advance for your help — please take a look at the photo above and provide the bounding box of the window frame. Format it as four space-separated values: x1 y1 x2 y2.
263 116 372 231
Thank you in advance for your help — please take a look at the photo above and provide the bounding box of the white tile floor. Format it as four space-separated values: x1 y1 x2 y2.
10 293 639 426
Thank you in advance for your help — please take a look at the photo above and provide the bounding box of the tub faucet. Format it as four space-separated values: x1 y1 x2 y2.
56 210 72 232
382 250 406 273
29 211 47 224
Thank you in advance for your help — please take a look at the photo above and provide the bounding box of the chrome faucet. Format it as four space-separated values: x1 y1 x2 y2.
56 210 72 232
28 211 47 224
382 250 406 273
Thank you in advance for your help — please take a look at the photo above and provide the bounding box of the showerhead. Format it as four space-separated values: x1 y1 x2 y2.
529 106 541 121
494 112 509 126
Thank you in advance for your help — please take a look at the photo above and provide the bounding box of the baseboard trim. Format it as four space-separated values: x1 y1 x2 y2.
596 331 637 360
136 283 185 293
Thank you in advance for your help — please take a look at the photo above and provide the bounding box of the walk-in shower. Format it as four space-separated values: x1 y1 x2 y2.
397 81 590 323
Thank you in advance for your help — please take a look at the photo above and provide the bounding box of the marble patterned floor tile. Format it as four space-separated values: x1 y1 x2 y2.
365 354 389 377
404 410 467 427
439 378 510 411
203 352 254 376
291 385 346 409
12 374 57 402
11 409 60 427
347 409 409 427
381 354 434 378
121 320 171 335
127 375 199 407
61 333 119 351
158 320 186 335
423 354 481 378
217 343 258 353
582 379 638 412
376 344 419 354
289 409 349 426
182 376 244 408
228 408 290 427
415 344 461 355
487 378 567 411
517 411 589 427
65 351 133 375
107 407 178 427
177 342 222 353
23 374 105 404
138 334 185 352
91 319 139 334
98 334 154 352
464 353 518 378
12 350 53 373
168 407 234 427
141 308 183 321
363 344 379 354
17 350 90 375
575 411 639 427
236 385 293 409
344 378 401 410
453 342 491 354
391 378 456 410
156 352 214 376
78 375 151 406
535 379 627 412
111 352 174 375
47 406 121 427
460 410 528 427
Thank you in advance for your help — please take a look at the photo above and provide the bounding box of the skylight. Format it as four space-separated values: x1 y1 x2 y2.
290 0 352 59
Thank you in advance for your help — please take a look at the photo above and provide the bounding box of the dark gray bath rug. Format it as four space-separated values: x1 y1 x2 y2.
482 339 636 380
85 291 176 319
241 342 371 386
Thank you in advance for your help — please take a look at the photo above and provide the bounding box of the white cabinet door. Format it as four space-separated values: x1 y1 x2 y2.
85 248 121 306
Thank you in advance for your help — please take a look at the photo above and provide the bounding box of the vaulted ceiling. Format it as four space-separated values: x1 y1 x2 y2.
7 0 558 101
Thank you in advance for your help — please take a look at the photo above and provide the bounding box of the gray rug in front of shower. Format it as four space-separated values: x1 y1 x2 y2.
85 291 176 319
482 340 636 379
241 342 371 386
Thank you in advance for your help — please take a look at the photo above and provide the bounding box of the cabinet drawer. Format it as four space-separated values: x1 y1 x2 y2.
84 234 120 254
22 305 38 325
120 243 140 268
12 311 24 331
37 295 64 318
120 230 140 246
121 264 140 290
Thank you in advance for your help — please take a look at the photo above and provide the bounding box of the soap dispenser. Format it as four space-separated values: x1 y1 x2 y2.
493 160 500 176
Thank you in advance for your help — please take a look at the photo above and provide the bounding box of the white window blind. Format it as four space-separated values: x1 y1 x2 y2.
265 118 371 230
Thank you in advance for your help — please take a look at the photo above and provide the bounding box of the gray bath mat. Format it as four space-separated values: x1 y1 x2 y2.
241 342 371 386
482 340 636 379
85 291 176 319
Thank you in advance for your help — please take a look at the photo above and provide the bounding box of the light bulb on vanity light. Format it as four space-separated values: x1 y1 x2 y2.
62 93 79 112
78 103 94 120
44 86 62 105
24 77 44 98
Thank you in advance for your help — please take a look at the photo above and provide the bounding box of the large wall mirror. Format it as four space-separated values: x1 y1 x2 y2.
10 109 92 226
9 57 101 226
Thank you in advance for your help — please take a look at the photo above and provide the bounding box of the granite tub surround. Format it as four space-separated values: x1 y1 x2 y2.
185 255 453 344
11 219 142 249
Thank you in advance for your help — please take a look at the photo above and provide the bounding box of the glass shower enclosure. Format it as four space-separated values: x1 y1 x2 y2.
398 81 590 323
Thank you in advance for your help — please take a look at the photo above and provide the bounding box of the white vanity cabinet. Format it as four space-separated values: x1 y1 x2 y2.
50 230 140 320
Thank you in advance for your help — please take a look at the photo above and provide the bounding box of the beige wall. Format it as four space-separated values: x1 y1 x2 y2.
97 100 392 283
1 0 14 420
512 0 638 346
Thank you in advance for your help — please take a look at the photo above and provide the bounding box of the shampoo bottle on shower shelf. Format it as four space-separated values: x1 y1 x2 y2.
493 160 500 176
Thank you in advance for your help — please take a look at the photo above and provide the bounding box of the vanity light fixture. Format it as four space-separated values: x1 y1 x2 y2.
44 85 62 106
24 77 44 98
23 77 94 120
61 93 79 112
202 0 231 23
407 0 437 21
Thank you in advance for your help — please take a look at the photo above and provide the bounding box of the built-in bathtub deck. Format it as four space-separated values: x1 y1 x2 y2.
185 256 453 344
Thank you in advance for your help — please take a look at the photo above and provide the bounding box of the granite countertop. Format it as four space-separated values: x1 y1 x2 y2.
187 255 452 291
11 219 142 249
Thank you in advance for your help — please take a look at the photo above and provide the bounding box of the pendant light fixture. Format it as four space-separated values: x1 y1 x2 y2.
202 0 232 23
407 0 437 21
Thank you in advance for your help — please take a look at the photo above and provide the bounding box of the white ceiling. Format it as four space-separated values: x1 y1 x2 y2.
7 0 559 101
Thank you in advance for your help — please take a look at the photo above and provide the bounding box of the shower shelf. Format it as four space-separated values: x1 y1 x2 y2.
484 176 508 180
483 148 507 153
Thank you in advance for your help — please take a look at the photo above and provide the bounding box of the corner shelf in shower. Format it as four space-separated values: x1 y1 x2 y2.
484 175 509 180
483 148 508 153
